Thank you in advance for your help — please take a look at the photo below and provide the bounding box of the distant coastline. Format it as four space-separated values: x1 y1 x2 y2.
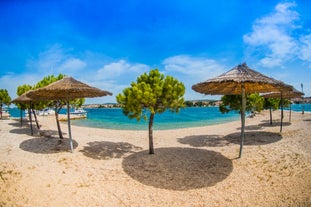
83 97 311 109
82 99 222 109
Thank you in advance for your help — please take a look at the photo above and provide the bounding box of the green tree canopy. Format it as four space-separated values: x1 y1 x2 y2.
0 89 11 119
219 93 264 114
15 74 85 138
34 74 85 139
264 98 280 111
0 89 11 106
116 69 185 154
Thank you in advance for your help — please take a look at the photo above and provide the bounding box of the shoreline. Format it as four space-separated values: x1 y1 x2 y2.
1 110 310 206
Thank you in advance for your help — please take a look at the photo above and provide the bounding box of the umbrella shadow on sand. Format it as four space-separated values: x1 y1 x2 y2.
8 121 28 128
223 131 282 145
178 131 282 147
20 137 78 154
80 141 142 160
122 147 233 191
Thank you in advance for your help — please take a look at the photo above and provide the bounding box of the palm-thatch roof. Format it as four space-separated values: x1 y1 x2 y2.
192 63 294 158
25 76 112 153
192 63 293 95
261 88 304 99
11 92 33 104
26 76 112 100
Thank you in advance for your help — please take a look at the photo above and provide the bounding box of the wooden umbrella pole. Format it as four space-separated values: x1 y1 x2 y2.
67 101 74 153
289 103 292 123
20 109 23 127
28 108 33 136
280 92 283 133
239 85 246 158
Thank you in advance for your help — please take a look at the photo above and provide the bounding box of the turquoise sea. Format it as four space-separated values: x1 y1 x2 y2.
7 104 311 130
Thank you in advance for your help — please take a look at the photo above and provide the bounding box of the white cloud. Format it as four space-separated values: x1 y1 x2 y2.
78 60 150 103
96 60 149 79
163 55 226 79
244 1 311 69
243 2 300 67
58 58 86 73
162 55 227 100
299 34 311 62
0 73 42 101
26 44 87 76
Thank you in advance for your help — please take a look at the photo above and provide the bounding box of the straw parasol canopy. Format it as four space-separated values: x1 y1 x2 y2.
11 91 40 135
262 88 304 128
192 63 292 95
27 76 113 152
11 92 33 104
192 63 293 158
261 88 304 99
26 76 112 100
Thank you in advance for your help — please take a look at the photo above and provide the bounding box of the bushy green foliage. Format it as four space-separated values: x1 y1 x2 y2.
0 89 11 106
116 69 185 154
0 89 11 119
264 98 280 111
219 93 264 114
117 69 185 120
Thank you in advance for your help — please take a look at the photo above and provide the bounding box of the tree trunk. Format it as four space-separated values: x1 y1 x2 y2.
0 104 2 119
28 108 33 135
32 108 40 129
269 107 272 125
148 113 155 154
20 109 23 127
55 112 63 139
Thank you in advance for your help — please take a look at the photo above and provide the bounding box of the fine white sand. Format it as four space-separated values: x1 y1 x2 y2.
0 110 310 206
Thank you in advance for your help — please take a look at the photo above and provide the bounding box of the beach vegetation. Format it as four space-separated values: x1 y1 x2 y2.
33 74 85 139
116 69 185 154
219 93 264 115
264 98 280 125
16 74 85 139
0 89 11 119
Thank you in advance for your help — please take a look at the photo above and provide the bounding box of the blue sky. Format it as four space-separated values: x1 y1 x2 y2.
1 0 310 104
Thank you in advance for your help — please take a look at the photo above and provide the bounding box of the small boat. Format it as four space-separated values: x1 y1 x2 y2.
26 108 55 116
1 107 10 118
37 108 55 116
70 108 87 117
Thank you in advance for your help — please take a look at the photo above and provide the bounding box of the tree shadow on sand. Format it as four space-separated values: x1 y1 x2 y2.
178 135 230 147
20 137 78 153
223 131 282 145
122 148 233 191
38 130 65 138
80 141 142 160
259 120 291 127
10 127 35 135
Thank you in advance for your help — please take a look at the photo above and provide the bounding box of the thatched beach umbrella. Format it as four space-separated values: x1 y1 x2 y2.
27 76 112 152
262 88 304 129
11 92 40 135
192 63 293 158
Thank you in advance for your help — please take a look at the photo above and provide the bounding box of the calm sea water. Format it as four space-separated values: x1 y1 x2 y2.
71 107 241 130
7 104 311 130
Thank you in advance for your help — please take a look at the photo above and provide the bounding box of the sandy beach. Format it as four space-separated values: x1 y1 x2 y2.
0 110 310 207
